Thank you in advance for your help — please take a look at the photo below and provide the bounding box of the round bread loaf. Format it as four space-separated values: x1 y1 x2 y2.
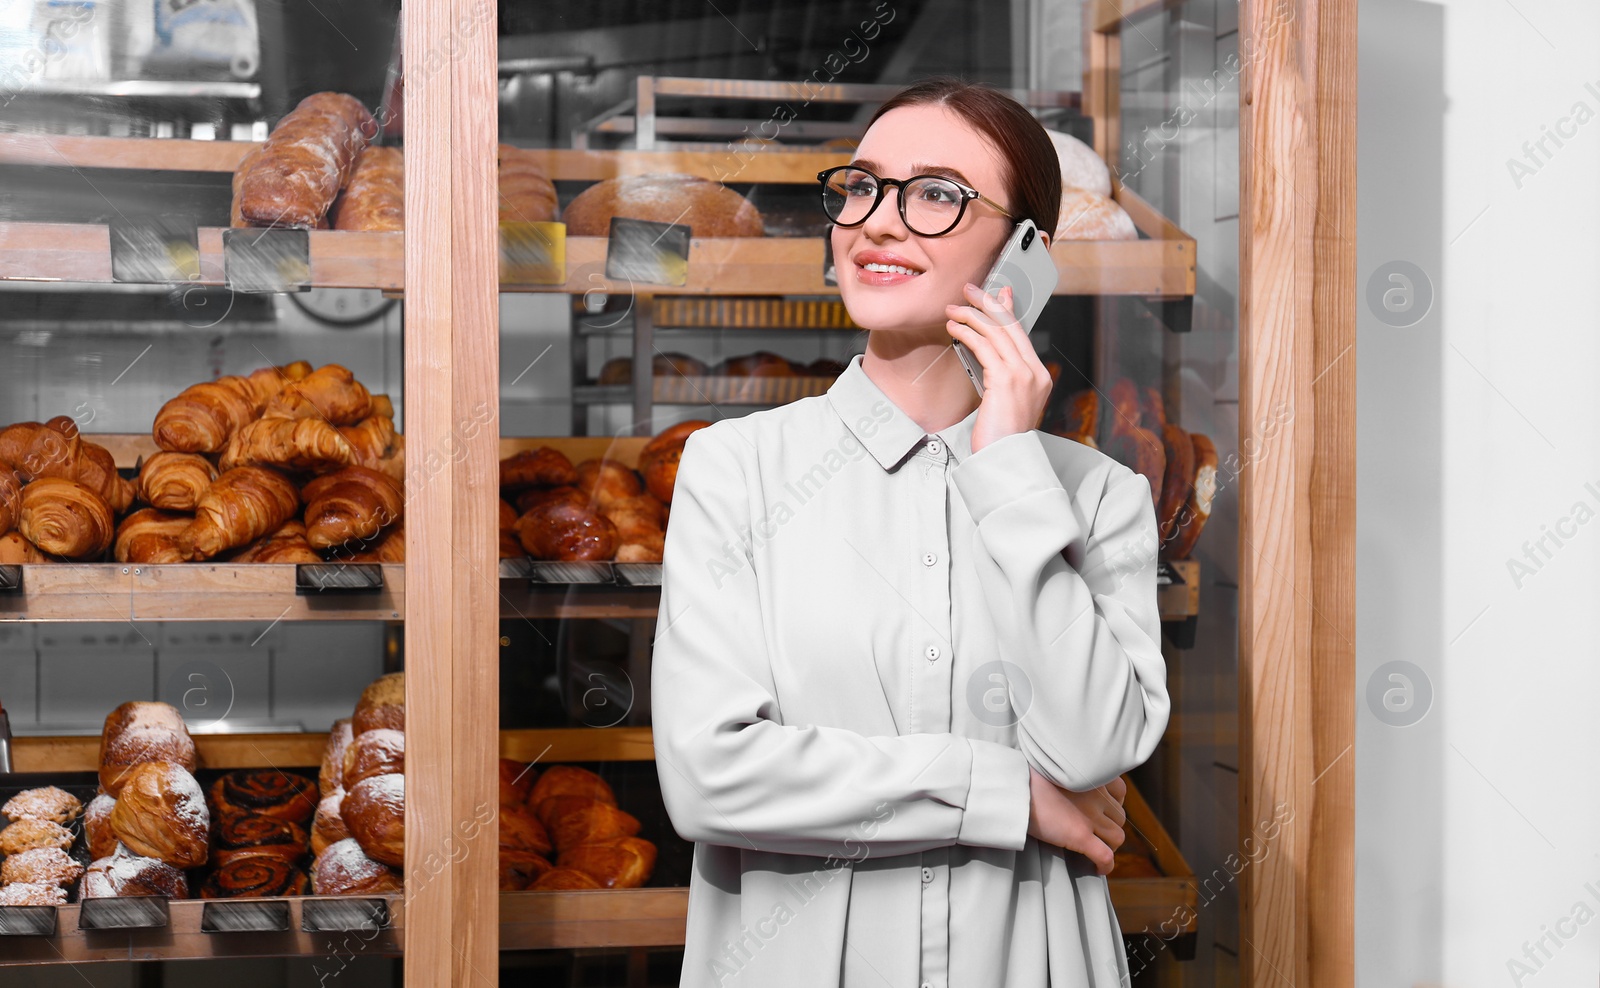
1042 128 1112 198
1054 189 1137 242
562 173 764 238
352 672 404 735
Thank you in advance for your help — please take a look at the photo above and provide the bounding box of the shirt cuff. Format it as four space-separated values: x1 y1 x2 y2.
952 430 1066 526
957 740 1031 851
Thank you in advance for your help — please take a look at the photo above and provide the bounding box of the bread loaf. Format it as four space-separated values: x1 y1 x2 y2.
563 173 764 237
235 93 378 229
352 672 404 735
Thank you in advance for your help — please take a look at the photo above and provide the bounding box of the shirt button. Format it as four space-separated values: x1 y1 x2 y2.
922 552 937 566
921 867 934 883
922 982 934 988
925 645 940 662
927 439 942 455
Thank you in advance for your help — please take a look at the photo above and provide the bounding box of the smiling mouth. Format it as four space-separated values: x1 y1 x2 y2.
859 262 923 276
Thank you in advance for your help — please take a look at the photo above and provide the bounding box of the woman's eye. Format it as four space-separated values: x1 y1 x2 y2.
844 181 876 196
917 184 959 203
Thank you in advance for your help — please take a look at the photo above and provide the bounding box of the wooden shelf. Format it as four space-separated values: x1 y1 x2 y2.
11 727 657 774
0 894 402 967
574 375 835 406
500 888 687 950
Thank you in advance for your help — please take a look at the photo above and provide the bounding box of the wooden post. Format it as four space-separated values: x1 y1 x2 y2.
1238 0 1357 985
402 0 500 981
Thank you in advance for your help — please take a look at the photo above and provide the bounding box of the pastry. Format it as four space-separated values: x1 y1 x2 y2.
345 521 404 562
227 519 322 563
218 417 357 474
311 791 351 857
179 465 301 560
573 458 641 507
351 672 404 735
0 417 134 511
499 447 577 490
537 795 639 853
0 464 18 534
242 360 314 406
211 810 310 865
341 728 405 789
320 718 355 797
1 846 84 888
499 500 524 559
528 766 616 815
84 793 118 860
201 855 310 898
100 725 198 797
81 846 189 899
17 477 114 559
529 867 602 891
499 849 552 891
235 92 378 229
209 769 319 824
302 465 404 549
0 818 73 855
562 173 764 237
637 420 711 504
499 757 533 806
499 803 553 856
516 499 618 561
1163 433 1217 560
0 530 48 563
101 699 188 739
341 773 404 868
262 363 373 426
109 761 210 869
3 786 83 825
555 836 656 889
338 415 398 472
312 837 402 895
514 485 588 516
151 378 260 453
113 508 191 564
0 881 68 905
138 451 217 511
332 146 404 232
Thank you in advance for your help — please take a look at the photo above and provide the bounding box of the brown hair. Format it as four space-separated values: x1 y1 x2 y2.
865 76 1061 240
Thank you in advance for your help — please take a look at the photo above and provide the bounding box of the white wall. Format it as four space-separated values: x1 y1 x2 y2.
1358 2 1600 985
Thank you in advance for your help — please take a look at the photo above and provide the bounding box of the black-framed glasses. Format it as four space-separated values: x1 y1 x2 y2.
817 164 1014 237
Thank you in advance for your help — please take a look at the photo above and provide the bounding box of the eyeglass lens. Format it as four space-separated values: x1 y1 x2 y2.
822 167 967 235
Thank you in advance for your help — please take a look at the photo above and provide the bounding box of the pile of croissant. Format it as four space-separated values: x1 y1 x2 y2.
0 360 405 565
311 672 405 895
498 760 657 891
498 420 710 564
1048 377 1215 561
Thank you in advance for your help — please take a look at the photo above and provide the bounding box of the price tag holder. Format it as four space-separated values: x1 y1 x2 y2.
109 218 201 284
500 221 566 286
295 563 384 595
301 897 390 933
0 565 20 592
604 217 689 287
1155 561 1182 586
0 904 56 936
201 899 291 933
78 895 169 930
224 228 311 294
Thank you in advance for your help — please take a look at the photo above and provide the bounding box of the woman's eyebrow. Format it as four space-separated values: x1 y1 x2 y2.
850 159 975 186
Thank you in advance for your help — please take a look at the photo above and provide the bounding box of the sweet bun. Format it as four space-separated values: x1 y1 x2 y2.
211 810 310 865
209 769 319 824
0 882 68 905
342 773 404 868
109 761 210 869
352 672 405 735
82 846 190 899
312 791 352 857
342 728 405 789
313 837 402 895
0 846 84 888
499 802 553 856
84 793 118 860
529 765 615 816
499 849 553 891
555 836 656 889
0 818 74 855
100 726 198 797
320 718 355 797
2 786 83 825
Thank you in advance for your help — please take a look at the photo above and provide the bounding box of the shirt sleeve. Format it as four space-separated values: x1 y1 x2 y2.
651 426 1032 860
951 430 1171 792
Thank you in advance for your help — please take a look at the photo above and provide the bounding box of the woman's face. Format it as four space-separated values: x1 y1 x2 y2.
831 103 1016 338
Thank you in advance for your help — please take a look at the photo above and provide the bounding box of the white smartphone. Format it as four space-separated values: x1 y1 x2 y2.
951 218 1060 396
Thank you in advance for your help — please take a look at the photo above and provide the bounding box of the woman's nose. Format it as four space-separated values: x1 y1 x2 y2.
862 184 909 239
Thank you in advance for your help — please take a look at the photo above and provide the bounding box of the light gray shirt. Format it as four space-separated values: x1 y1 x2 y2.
652 353 1171 988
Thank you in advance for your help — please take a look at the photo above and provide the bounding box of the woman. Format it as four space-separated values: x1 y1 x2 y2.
652 76 1171 988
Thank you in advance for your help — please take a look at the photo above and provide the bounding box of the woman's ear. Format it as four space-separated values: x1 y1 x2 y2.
1038 230 1052 250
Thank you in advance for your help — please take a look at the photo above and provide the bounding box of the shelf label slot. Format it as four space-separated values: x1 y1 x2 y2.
223 228 311 294
296 563 384 595
301 897 390 932
109 218 201 285
77 895 170 930
0 904 57 936
500 221 566 286
201 899 292 933
0 565 20 592
605 217 689 287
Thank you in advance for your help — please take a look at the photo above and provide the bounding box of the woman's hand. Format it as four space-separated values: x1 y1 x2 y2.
945 283 1054 454
1025 765 1129 876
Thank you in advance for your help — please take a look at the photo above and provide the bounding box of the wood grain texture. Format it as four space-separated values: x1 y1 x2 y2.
402 0 500 979
1237 0 1356 986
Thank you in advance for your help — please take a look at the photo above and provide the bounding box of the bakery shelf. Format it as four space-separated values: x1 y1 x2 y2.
500 888 687 950
0 894 402 967
11 727 656 774
573 375 835 406
1112 776 1199 939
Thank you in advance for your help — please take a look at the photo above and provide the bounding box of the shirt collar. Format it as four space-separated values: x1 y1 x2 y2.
826 353 979 471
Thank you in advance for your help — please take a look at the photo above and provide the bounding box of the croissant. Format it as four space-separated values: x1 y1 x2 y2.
179 466 300 560
243 360 314 407
344 521 403 563
226 519 321 563
262 364 372 425
152 378 261 453
17 478 114 559
0 531 49 564
302 465 404 550
138 452 217 512
555 836 656 889
0 418 135 512
114 508 191 564
219 417 357 474
0 466 17 534
339 415 397 468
